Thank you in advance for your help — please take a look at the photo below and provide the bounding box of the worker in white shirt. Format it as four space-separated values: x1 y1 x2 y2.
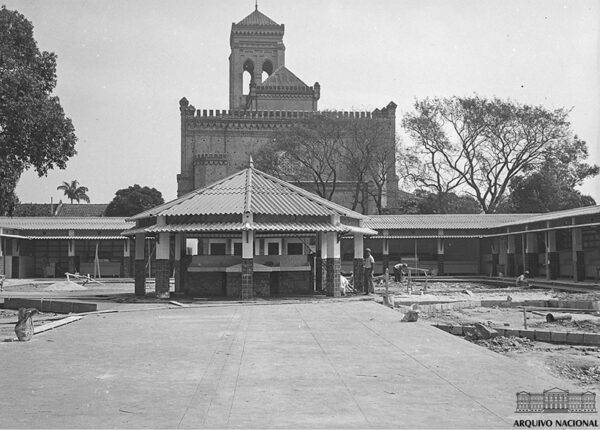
363 248 375 294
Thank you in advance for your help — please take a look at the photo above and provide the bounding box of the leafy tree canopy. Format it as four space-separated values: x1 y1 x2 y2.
104 184 164 217
401 96 598 213
0 6 77 215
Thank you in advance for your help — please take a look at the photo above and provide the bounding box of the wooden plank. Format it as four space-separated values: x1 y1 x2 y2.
34 316 83 335
169 301 187 307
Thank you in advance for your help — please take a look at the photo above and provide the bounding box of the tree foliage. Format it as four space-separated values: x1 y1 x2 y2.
0 6 77 215
401 96 598 213
254 113 396 214
104 184 164 217
57 180 90 204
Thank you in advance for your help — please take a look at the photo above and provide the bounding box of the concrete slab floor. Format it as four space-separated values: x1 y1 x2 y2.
0 301 593 429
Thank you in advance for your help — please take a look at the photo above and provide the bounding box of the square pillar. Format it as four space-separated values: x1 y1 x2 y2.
241 227 254 300
318 232 328 292
174 233 184 293
154 216 170 299
134 233 146 296
382 230 389 274
353 233 364 293
490 238 499 277
437 231 445 276
525 232 538 277
122 238 131 278
572 227 584 282
325 231 341 297
67 230 77 274
506 234 516 277
545 229 559 280
155 231 171 299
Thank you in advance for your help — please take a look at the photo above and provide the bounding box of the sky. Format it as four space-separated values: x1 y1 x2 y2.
6 0 600 205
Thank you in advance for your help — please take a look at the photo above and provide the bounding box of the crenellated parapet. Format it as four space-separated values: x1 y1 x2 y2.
179 97 396 124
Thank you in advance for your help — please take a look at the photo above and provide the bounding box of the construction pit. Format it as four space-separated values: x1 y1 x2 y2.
373 278 600 391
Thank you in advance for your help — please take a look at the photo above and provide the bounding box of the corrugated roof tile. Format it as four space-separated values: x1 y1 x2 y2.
0 217 132 230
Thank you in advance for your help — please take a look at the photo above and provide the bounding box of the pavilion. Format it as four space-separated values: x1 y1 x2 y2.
123 161 376 299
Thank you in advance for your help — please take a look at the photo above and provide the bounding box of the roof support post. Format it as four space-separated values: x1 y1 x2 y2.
68 229 76 274
572 224 584 282
545 225 558 280
318 232 328 292
382 229 389 275
353 233 364 293
134 232 146 296
174 233 184 294
506 234 516 277
241 212 254 300
154 216 170 299
325 231 341 297
437 229 444 276
525 232 539 277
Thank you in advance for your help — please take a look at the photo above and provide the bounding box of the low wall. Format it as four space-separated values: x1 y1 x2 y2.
434 323 600 346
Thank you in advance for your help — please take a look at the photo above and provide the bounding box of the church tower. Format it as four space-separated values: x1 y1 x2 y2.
229 7 320 111
229 7 285 110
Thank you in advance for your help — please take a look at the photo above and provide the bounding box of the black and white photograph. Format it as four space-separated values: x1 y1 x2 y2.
1 0 599 428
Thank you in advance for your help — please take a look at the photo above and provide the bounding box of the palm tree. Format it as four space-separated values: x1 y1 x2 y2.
57 180 90 204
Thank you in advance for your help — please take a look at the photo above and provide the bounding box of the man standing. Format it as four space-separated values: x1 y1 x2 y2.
363 248 375 294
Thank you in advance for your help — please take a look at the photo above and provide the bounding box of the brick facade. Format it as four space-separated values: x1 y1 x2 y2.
526 252 538 277
437 253 444 276
134 260 145 296
241 258 253 300
154 259 170 299
122 256 131 278
353 258 364 292
325 258 341 297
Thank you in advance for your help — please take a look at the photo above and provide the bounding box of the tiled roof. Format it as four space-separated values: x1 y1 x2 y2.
365 214 536 230
13 203 55 217
129 167 366 220
236 9 279 26
123 222 364 236
55 204 108 217
498 205 600 228
258 66 308 88
0 217 132 230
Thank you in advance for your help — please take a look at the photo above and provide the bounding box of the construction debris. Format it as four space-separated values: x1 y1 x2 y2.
15 308 38 341
546 313 573 323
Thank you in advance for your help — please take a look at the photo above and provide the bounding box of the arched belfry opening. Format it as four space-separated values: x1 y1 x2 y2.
261 59 273 83
229 8 285 110
242 59 255 95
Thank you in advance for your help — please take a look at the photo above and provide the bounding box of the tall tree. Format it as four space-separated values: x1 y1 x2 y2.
254 112 396 214
402 96 598 213
57 180 90 204
0 6 77 215
105 184 164 217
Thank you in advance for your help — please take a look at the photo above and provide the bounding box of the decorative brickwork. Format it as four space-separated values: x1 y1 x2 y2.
185 272 226 297
353 258 364 292
134 260 145 297
437 254 445 276
278 272 312 295
547 252 560 280
325 258 341 297
122 256 131 278
241 258 253 300
320 258 328 292
525 253 538 277
155 259 170 299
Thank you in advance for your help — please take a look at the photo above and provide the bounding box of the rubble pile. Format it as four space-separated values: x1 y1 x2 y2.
553 361 600 385
472 336 534 353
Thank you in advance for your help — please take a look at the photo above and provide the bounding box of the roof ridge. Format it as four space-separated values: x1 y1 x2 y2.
129 169 248 220
251 169 367 218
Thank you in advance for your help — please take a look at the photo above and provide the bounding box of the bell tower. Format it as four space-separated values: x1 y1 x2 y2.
229 7 285 110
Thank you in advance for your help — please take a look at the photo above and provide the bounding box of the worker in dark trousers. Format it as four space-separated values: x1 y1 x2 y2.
363 248 374 294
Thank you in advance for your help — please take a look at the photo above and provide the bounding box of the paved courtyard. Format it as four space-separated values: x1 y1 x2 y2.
0 300 586 428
